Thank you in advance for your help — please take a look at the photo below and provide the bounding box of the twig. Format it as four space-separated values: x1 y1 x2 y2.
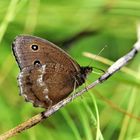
0 25 140 140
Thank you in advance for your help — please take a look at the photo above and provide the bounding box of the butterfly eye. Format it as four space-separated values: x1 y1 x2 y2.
31 45 38 51
34 60 41 66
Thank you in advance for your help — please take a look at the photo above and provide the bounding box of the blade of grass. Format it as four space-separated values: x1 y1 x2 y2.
89 91 104 140
82 97 97 125
118 87 137 140
0 0 19 43
23 0 40 34
60 108 82 140
77 105 93 140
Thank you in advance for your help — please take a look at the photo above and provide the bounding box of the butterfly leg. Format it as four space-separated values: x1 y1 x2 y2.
71 77 80 101
47 99 53 110
45 98 53 110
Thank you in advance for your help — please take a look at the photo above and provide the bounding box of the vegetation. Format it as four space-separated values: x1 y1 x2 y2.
0 0 140 139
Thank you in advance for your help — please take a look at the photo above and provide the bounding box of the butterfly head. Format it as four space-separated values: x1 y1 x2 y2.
80 66 93 76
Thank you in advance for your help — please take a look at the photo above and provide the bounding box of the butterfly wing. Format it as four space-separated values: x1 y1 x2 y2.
12 35 81 108
12 35 80 71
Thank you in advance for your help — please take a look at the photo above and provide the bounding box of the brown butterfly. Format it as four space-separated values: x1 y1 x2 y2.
12 35 92 108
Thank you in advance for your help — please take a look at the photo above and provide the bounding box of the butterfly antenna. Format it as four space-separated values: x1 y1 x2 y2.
87 45 108 74
88 45 108 67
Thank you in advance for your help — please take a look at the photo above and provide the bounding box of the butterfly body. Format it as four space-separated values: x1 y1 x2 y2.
12 35 92 108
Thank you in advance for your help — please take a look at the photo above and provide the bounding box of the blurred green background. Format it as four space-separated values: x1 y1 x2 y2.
0 0 140 140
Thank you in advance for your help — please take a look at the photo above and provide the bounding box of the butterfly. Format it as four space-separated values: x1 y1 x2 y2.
12 35 92 108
